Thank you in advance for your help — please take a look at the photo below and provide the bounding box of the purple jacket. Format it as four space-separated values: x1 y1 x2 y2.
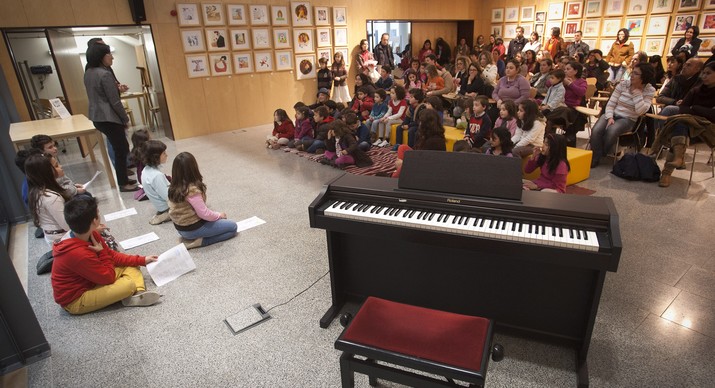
294 118 314 140
564 78 587 108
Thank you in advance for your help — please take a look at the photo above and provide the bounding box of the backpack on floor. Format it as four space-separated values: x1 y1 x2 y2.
611 153 660 182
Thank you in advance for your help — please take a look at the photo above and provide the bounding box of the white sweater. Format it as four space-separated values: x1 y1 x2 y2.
37 190 69 244
512 119 545 148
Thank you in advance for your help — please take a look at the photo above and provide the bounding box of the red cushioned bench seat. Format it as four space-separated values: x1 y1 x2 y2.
335 297 501 387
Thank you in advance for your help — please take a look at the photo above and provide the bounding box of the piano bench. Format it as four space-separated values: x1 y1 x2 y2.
522 146 593 186
335 297 503 388
389 124 464 152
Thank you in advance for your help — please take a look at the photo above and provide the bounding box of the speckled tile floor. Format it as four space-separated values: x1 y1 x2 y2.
12 125 715 387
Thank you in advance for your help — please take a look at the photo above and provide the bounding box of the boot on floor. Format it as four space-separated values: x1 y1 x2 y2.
665 136 688 169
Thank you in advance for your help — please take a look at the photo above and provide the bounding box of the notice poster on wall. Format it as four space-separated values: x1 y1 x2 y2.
49 98 71 119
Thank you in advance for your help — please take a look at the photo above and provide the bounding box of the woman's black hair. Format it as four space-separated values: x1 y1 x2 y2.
539 133 570 174
567 61 584 78
518 100 542 132
86 43 110 68
26 154 70 227
422 39 432 49
616 28 629 43
491 126 514 155
687 26 700 39
635 62 656 86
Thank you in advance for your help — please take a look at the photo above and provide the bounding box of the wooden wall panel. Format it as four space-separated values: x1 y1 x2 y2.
412 22 459 58
0 0 29 28
202 77 240 135
21 0 75 27
69 0 120 25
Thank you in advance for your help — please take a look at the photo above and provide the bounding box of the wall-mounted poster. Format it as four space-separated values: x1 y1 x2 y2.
583 20 601 36
249 5 269 25
205 28 228 51
630 38 641 51
521 6 535 22
523 24 533 36
209 53 232 76
625 17 645 36
678 0 701 11
647 16 671 35
535 23 545 36
491 25 503 37
315 6 330 25
234 52 253 73
492 8 504 23
582 38 597 49
505 7 519 22
252 28 271 49
254 51 274 72
227 4 247 25
295 54 316 79
602 18 622 37
273 29 291 49
177 4 201 27
181 29 205 52
186 54 209 78
628 0 649 14
316 28 331 47
230 29 251 50
504 24 518 39
293 28 314 53
333 7 347 26
334 28 348 46
700 12 715 33
644 38 666 56
585 0 603 17
651 0 675 13
673 14 697 34
707 0 715 9
699 36 715 54
566 1 584 19
275 50 293 71
317 47 331 63
291 1 312 26
535 11 546 22
564 21 581 37
201 3 225 26
271 6 289 26
548 3 564 20
605 0 625 16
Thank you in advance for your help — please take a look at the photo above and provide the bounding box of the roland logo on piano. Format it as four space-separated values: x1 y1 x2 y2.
447 198 461 204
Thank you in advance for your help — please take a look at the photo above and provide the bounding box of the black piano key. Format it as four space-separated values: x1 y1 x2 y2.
584 231 589 240
452 216 459 224
473 218 480 226
462 217 469 225
479 218 486 227
569 229 574 239
489 219 494 228
331 201 341 208
517 222 522 232
528 224 533 234
552 226 556 236
500 221 507 230
559 228 563 238
429 213 435 221
575 230 581 239
511 222 516 231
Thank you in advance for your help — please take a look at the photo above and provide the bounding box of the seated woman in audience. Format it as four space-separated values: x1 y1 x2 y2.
266 108 295 149
660 56 685 94
168 152 237 249
492 59 531 108
512 100 546 158
492 49 506 78
321 120 373 168
585 49 610 91
26 153 71 244
435 38 452 67
454 58 468 92
531 59 554 99
418 40 434 63
670 26 701 60
605 28 634 84
523 50 538 75
523 133 570 193
493 100 519 137
649 55 666 88
141 140 172 225
474 35 487 55
544 27 564 59
355 39 374 73
460 63 491 97
536 50 552 63
621 51 648 82
513 52 529 78
523 33 542 56
589 62 656 167
484 35 496 56
423 64 445 95
478 52 498 87
486 127 515 156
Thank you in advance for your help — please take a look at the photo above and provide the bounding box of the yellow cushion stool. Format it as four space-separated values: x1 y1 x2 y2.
522 147 593 186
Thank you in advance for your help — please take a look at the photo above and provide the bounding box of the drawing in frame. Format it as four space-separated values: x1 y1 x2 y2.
252 28 271 49
564 21 581 37
522 24 533 36
249 5 269 25
600 39 613 53
317 47 331 63
492 8 504 23
230 29 251 50
521 6 535 22
548 3 564 20
566 2 584 19
186 54 209 78
707 0 715 9
273 28 291 49
535 23 545 37
582 38 597 49
205 28 228 51
293 28 314 53
316 28 331 47
491 25 503 38
625 17 645 36
644 38 665 56
275 50 293 71
271 5 289 26
630 38 641 51
605 0 625 16
233 52 253 74
181 29 205 52
177 4 201 27
647 16 670 35
673 14 697 34
501 24 515 39
254 51 274 72
505 7 519 22
333 7 347 26
700 12 715 33
546 21 562 36
315 6 330 26
602 18 622 37
295 54 316 80
209 53 232 76
535 11 546 22
291 1 312 26
651 0 675 13
677 0 701 11
698 36 715 54
627 0 649 14
201 3 225 26
585 0 603 17
583 19 601 36
669 37 681 53
227 4 247 26
334 28 348 46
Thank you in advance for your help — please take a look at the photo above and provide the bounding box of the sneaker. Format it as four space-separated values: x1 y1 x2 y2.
149 211 171 225
121 290 161 307
372 138 382 146
379 140 390 147
270 143 281 150
182 237 203 250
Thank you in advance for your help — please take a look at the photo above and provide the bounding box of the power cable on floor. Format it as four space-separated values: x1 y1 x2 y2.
265 270 330 313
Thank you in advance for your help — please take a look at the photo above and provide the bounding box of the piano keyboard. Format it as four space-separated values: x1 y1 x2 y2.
324 200 601 252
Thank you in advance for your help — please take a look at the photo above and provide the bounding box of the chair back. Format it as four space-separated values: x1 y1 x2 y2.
585 77 597 86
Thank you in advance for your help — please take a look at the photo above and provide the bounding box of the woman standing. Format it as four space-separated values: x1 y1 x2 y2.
355 39 374 73
670 26 702 60
604 28 634 84
544 27 564 59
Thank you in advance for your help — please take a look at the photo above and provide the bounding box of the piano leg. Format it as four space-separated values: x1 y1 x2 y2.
320 304 341 328
577 358 589 388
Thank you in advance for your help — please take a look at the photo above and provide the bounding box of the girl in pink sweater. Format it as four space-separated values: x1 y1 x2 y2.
523 133 570 193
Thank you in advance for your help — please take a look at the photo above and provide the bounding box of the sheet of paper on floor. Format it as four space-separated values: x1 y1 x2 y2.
104 207 137 222
146 243 197 287
83 170 102 188
236 216 266 232
119 232 159 250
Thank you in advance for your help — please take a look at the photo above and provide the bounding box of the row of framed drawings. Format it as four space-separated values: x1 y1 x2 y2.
491 0 715 23
185 48 348 79
177 2 347 27
181 27 348 53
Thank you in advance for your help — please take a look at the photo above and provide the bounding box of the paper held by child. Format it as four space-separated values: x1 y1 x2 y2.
83 170 102 188
146 243 196 287
119 232 159 250
104 207 138 222
236 216 266 232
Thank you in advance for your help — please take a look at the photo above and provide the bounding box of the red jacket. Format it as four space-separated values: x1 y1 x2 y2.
272 120 295 139
51 231 146 307
351 96 375 120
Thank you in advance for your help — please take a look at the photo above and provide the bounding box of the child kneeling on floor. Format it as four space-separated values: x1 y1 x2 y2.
51 195 161 315
141 140 172 225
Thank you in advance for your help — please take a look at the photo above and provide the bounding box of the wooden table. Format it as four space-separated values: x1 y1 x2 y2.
9 114 117 188
120 91 148 126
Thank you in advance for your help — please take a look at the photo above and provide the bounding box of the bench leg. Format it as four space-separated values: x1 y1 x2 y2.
366 358 378 386
340 353 355 388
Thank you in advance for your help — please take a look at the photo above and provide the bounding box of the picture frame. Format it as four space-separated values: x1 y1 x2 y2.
273 28 291 49
605 0 625 16
698 36 715 54
333 7 347 26
566 1 584 19
230 29 251 50
505 7 519 22
181 29 205 52
275 50 293 71
254 51 274 72
535 11 546 22
677 0 701 11
546 21 562 36
317 47 332 63
233 52 253 74
201 3 225 26
602 18 622 37
627 0 649 14
249 5 269 26
651 0 675 13
630 38 641 51
503 24 518 39
271 6 289 26
492 9 504 23
625 17 645 36
521 6 535 22
583 20 601 36
700 12 715 34
669 37 681 53
177 4 201 27
316 28 331 47
585 0 603 17
293 28 314 53
644 37 666 56
252 28 271 49
582 38 597 49
334 28 348 46
185 54 209 78
209 53 232 76
205 28 228 51
523 24 533 36
706 0 715 9
295 54 316 80
647 16 670 35
535 23 545 37
564 21 581 37
291 1 312 26
673 14 697 34
600 39 614 53
548 3 564 20
491 25 503 38
314 6 330 26
227 4 247 26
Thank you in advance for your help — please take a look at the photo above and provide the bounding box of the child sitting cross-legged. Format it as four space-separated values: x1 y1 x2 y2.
290 106 314 151
305 106 335 154
485 127 515 156
266 109 295 149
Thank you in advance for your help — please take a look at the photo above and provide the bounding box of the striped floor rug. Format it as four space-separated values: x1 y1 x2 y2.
283 146 398 176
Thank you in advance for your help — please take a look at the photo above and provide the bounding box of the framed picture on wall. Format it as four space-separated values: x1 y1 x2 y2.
548 3 564 19
534 23 545 37
275 50 293 71
333 7 347 26
625 17 645 36
491 25 503 37
546 21 561 36
669 37 681 53
651 0 675 13
492 9 504 23
647 16 670 35
566 2 583 19
627 0 649 14
706 0 715 9
700 12 715 33
205 28 228 51
291 1 312 26
504 24 518 39
600 39 613 53
521 6 535 22
181 29 205 52
271 6 289 26
316 28 331 47
677 0 701 11
334 28 348 46
317 47 331 63
177 4 201 27
249 5 269 25
523 24 533 36
585 0 603 17
230 29 251 50
535 11 546 22
254 51 274 72
505 7 519 22
564 21 581 37
583 20 601 36
673 14 697 34
209 53 232 76
201 3 225 26
315 6 330 25
186 54 209 78
630 38 641 51
605 0 625 16
602 19 622 37
698 36 715 54
643 38 666 56
295 54 317 80
273 29 291 49
227 5 247 26
293 28 314 53
233 52 253 74
252 28 271 49
582 38 597 49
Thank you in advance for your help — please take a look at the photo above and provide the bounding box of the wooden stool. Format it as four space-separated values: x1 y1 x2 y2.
335 297 503 388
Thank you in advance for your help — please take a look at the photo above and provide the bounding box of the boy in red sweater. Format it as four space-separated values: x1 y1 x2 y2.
51 195 161 314
350 86 375 121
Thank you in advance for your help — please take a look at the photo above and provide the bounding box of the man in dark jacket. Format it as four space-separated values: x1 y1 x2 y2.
657 58 704 115
506 26 527 61
373 33 394 69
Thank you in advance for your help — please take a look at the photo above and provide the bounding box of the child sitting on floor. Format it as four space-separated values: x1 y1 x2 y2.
141 140 172 225
464 96 493 149
485 127 515 156
345 112 371 151
30 134 86 196
350 86 375 121
290 106 314 151
493 100 518 137
306 106 335 154
266 109 295 149
523 133 570 193
320 120 373 168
